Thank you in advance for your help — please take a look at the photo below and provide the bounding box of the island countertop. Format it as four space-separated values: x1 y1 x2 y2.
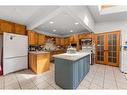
53 51 91 61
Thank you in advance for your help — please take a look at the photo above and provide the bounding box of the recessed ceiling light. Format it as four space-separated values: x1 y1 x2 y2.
70 30 73 32
53 29 56 32
49 21 54 24
75 22 79 25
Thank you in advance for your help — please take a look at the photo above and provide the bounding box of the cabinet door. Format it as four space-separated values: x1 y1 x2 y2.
14 24 26 35
28 31 38 45
73 34 78 42
78 59 84 82
69 36 74 43
60 38 65 46
29 54 37 72
38 34 45 45
0 20 14 33
55 37 61 45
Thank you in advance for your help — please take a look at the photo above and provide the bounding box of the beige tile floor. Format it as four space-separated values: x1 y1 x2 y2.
0 63 127 90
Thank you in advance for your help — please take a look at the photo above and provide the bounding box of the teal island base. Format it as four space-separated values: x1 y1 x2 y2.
54 53 90 89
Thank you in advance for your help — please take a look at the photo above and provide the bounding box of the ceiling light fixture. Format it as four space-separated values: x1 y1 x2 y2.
75 22 79 25
49 21 54 24
53 29 56 32
70 30 73 32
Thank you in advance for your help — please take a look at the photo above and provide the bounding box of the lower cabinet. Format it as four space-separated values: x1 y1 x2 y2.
29 53 50 74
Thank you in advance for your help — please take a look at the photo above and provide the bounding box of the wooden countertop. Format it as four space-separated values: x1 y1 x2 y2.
29 51 50 54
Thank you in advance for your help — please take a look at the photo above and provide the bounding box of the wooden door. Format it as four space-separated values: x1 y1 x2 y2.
107 32 120 66
96 31 120 67
96 34 105 64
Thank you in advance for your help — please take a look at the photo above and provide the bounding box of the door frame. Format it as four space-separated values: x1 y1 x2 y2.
95 30 121 67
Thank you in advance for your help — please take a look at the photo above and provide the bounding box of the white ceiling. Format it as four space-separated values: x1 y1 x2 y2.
34 11 88 36
88 6 127 23
1 6 127 36
0 6 89 37
0 6 41 25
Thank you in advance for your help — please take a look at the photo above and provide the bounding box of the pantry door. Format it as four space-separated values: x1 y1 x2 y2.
107 31 120 66
96 33 107 65
96 31 120 67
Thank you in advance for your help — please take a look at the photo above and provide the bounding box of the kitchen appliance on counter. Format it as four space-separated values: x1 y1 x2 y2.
80 38 92 52
29 45 44 51
66 45 77 54
3 33 28 75
80 38 92 46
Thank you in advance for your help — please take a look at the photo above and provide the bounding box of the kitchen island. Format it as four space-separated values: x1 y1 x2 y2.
29 51 50 74
53 52 91 89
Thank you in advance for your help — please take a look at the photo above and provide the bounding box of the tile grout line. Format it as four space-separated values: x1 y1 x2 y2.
29 77 40 90
102 65 106 89
87 65 99 89
15 74 22 90
112 67 118 89
3 76 5 89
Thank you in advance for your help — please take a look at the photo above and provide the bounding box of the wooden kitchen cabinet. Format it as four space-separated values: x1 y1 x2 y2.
55 37 61 45
38 34 45 45
64 37 70 45
0 19 26 35
73 34 79 42
60 38 65 46
69 34 79 43
27 30 38 45
69 36 74 43
14 24 26 35
0 19 14 33
78 33 92 39
29 52 50 74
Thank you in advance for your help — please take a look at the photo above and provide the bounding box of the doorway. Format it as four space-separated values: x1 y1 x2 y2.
95 31 120 67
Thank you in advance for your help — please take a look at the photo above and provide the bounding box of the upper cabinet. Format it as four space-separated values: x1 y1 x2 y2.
69 34 79 43
78 33 92 39
14 24 26 35
0 19 26 35
60 38 65 46
27 30 38 45
55 37 61 45
64 37 70 45
28 31 46 45
0 19 14 33
38 34 45 45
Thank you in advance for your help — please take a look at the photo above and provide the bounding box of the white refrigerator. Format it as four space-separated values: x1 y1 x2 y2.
3 33 28 75
120 33 127 73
